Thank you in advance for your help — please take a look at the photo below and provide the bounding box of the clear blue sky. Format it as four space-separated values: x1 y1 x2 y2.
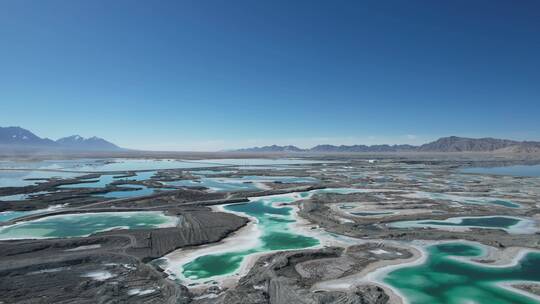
1 0 539 151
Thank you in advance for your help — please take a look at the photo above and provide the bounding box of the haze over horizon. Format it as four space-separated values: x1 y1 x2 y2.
1 1 539 151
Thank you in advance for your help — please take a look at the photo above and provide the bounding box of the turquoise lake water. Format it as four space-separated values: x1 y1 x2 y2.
407 192 521 208
0 191 50 202
389 216 536 234
0 204 66 223
59 174 119 189
0 210 40 222
176 188 362 282
99 184 160 198
0 170 84 188
0 211 177 240
420 217 519 228
182 195 319 280
384 242 540 304
0 158 330 172
59 171 157 189
461 165 540 177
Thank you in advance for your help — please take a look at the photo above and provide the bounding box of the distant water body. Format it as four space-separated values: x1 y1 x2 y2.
0 158 331 172
461 164 540 177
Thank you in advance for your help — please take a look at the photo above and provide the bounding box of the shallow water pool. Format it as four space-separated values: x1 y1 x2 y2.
384 242 540 304
0 211 178 240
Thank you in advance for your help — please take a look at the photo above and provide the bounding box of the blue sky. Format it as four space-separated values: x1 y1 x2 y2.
1 0 539 151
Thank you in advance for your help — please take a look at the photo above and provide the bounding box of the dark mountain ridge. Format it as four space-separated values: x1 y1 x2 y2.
235 145 304 153
418 136 520 152
56 135 120 151
0 126 122 151
235 136 540 153
2 127 539 154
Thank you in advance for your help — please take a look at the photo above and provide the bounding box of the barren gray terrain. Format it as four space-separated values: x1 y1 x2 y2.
0 152 539 304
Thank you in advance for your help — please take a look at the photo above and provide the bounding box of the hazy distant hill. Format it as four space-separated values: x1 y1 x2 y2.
418 136 520 152
310 144 417 153
0 126 57 147
235 136 540 153
2 127 539 154
237 144 418 153
0 126 122 151
56 135 120 151
493 141 540 154
235 145 304 153
236 143 417 153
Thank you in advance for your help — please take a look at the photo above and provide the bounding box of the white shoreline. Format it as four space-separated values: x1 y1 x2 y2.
160 188 366 290
389 215 539 234
313 239 540 304
159 187 540 303
162 206 263 288
0 211 178 240
311 240 425 304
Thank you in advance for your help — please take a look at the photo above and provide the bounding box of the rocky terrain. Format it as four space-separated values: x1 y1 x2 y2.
0 154 539 303
0 203 247 304
192 244 404 304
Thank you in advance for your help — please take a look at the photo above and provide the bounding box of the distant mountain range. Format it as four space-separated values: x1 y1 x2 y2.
0 126 122 151
2 126 540 154
235 136 540 153
237 145 305 153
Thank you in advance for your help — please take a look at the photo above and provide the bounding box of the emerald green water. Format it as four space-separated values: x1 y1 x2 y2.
182 195 318 280
408 192 521 208
389 216 536 234
491 200 521 208
384 243 540 304
0 211 177 240
180 188 361 281
421 217 520 228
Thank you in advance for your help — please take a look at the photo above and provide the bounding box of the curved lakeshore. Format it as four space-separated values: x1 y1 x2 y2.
1 155 540 303
0 211 179 240
388 216 539 234
314 240 540 304
159 188 364 286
